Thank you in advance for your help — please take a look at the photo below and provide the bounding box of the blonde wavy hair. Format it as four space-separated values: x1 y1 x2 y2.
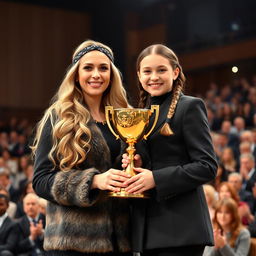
32 40 129 171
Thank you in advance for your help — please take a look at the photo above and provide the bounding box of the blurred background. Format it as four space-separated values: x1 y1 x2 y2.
0 0 256 120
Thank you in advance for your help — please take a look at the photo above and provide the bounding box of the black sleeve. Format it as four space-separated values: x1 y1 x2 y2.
153 98 217 200
32 118 57 202
0 220 19 252
33 118 101 207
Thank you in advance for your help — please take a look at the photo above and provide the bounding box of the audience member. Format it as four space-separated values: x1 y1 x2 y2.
203 198 251 256
1 149 18 178
0 193 19 256
7 131 19 156
38 198 47 216
18 164 34 192
11 134 30 157
16 193 45 256
214 132 229 161
0 167 19 203
0 186 17 219
220 120 239 155
219 182 254 225
14 155 31 191
220 147 237 173
228 172 255 213
231 116 245 136
239 153 256 193
15 181 35 219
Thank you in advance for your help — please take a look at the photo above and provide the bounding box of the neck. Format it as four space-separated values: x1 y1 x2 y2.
84 94 105 122
222 225 230 233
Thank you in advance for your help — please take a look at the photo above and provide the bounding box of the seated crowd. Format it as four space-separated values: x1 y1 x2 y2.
0 117 46 256
0 76 256 255
201 76 256 255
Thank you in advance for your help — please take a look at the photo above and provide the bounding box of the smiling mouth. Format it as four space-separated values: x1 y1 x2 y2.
148 83 163 88
88 82 103 87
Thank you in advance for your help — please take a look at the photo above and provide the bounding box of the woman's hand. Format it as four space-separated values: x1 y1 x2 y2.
91 169 130 192
213 229 226 249
122 153 142 169
123 167 155 194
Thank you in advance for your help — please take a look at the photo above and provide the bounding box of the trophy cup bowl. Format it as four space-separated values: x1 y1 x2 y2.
105 105 159 198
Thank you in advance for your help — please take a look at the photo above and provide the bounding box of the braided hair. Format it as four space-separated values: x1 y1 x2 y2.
136 44 186 136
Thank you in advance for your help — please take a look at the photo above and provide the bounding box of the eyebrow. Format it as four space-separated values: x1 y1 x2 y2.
81 62 109 65
142 65 167 69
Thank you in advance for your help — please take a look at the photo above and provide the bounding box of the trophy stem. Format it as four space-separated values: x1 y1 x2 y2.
125 140 136 176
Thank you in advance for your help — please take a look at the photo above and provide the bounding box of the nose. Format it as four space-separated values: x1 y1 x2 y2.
150 71 159 81
92 69 100 79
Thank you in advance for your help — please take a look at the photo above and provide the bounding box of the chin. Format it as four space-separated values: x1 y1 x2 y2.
150 91 165 97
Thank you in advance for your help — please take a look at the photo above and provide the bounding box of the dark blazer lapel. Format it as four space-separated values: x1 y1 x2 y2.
0 217 10 235
149 94 171 136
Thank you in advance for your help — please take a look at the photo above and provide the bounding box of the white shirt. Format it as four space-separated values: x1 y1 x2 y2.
0 212 8 229
248 167 255 180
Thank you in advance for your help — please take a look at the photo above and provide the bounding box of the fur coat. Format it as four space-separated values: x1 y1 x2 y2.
33 119 131 253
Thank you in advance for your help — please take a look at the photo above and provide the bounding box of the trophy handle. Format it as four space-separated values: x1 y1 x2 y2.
105 106 120 140
143 105 159 140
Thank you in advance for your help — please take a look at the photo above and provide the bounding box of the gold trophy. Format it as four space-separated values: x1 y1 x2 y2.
105 105 159 198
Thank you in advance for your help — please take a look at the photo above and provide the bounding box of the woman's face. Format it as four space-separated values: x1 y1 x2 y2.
219 185 231 200
138 54 179 97
222 148 232 161
217 206 232 227
77 50 111 100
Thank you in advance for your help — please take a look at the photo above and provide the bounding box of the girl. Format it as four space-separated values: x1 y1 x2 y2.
123 44 217 256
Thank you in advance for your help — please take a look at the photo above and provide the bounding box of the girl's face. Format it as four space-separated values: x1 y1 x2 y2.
217 206 232 228
219 185 231 200
138 54 179 97
78 50 111 100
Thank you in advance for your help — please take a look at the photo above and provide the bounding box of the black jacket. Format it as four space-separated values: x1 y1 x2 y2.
16 214 45 255
132 93 217 251
0 215 19 253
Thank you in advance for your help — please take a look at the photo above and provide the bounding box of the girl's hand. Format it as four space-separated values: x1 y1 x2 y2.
91 169 130 192
123 167 155 194
122 153 142 169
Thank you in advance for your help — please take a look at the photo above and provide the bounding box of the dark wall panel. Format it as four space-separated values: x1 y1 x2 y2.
0 1 90 112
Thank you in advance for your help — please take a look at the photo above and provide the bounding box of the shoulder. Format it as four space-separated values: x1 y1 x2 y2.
179 94 205 105
4 216 19 229
3 216 12 226
177 94 207 115
239 228 251 239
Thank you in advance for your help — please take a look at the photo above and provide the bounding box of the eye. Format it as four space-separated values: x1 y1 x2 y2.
143 70 151 74
158 68 167 73
100 66 109 71
83 65 92 70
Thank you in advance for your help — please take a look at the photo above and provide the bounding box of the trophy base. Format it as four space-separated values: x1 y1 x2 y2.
108 190 149 199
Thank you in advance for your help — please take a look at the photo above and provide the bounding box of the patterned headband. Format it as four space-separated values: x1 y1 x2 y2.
72 45 114 65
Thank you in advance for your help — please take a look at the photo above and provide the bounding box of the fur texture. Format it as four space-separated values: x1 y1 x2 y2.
43 122 131 253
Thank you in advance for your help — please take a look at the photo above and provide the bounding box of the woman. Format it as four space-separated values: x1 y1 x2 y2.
218 182 254 226
123 44 217 256
32 40 132 255
203 198 251 256
220 147 237 173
